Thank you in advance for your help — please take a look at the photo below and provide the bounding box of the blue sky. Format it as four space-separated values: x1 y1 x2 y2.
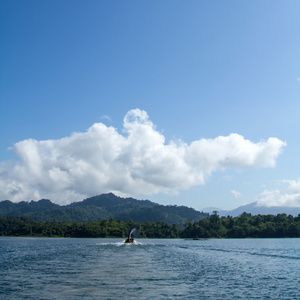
1 1 300 211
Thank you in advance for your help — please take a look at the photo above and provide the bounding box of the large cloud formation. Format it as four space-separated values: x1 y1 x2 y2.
0 109 286 204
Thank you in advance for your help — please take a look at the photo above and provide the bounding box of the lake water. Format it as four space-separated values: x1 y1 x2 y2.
0 237 299 299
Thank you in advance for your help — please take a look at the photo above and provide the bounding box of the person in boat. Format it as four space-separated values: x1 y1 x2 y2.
125 237 134 243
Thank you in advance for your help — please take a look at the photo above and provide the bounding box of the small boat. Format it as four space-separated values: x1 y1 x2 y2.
124 228 137 243
124 237 135 243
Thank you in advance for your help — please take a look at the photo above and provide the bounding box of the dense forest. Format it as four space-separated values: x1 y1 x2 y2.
181 212 300 238
1 212 299 238
0 216 180 238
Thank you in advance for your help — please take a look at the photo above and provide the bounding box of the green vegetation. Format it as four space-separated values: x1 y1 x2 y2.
1 194 299 239
1 212 299 238
181 212 300 238
0 193 208 227
0 216 180 238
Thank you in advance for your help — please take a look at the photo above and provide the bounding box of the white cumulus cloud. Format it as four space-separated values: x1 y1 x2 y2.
257 179 300 207
0 109 286 204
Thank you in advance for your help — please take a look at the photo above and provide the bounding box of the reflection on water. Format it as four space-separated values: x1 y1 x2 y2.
0 237 299 299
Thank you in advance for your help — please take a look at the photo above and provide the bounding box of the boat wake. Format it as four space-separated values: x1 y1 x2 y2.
96 240 142 247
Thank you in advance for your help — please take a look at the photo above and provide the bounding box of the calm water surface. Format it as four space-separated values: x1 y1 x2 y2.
0 237 299 299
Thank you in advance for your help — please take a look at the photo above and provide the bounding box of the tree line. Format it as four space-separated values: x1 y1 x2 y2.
181 212 300 238
0 212 299 238
0 216 180 238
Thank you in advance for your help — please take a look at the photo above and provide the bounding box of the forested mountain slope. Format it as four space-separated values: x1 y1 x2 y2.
0 193 208 226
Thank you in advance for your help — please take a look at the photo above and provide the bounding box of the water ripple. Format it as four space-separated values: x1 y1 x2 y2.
0 237 299 299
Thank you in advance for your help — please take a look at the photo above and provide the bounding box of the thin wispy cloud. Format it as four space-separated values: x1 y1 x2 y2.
0 109 286 204
231 190 242 198
100 115 112 122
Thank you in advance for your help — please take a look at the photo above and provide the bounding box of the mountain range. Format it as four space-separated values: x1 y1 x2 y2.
1 193 299 228
0 193 208 227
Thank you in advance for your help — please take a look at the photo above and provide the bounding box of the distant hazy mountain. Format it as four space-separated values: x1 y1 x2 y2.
216 202 300 217
0 193 208 227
